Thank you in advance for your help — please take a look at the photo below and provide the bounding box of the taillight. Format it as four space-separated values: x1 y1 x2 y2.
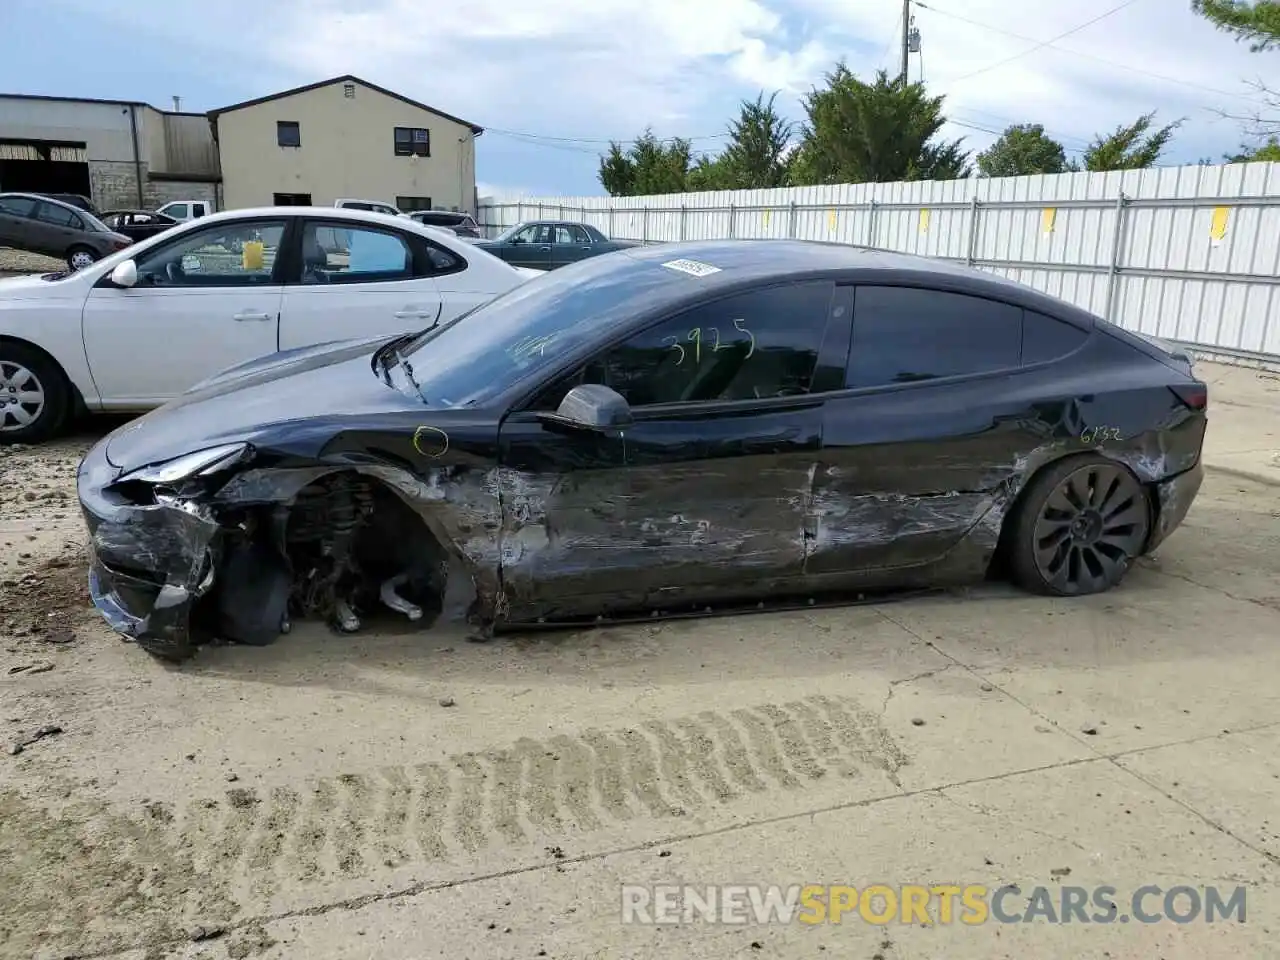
111 237 131 249
1170 383 1208 410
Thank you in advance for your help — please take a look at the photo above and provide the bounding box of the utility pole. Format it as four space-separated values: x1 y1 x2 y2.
900 0 910 83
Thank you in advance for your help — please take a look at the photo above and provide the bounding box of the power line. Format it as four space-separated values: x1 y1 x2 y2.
912 0 1270 104
939 0 1142 85
484 126 729 147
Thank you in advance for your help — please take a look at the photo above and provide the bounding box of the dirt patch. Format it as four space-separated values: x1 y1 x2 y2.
0 787 238 958
0 247 63 274
0 546 92 647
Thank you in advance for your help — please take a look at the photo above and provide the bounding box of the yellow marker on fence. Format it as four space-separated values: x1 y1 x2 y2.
918 209 930 233
1041 207 1057 234
762 209 771 227
1210 206 1230 243
242 240 264 271
828 210 837 231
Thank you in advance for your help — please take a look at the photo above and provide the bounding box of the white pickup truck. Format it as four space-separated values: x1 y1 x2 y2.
154 200 214 222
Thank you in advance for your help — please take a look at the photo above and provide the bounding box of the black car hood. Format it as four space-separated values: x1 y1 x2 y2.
103 336 421 469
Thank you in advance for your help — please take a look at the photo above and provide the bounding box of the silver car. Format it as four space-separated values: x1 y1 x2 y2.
0 192 133 271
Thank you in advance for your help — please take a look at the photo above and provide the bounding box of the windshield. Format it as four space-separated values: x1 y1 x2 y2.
402 252 676 406
492 222 529 242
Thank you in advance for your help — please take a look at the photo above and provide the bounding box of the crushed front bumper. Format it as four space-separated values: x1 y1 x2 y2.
77 438 220 658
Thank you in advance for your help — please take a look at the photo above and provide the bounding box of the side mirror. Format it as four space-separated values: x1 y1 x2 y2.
109 260 138 288
537 384 633 433
510 236 524 244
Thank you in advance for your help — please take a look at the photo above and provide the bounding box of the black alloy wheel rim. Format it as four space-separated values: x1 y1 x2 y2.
1032 463 1149 593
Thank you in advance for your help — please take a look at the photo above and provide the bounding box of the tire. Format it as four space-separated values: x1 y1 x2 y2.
66 246 98 271
1007 454 1151 597
0 342 71 444
135 634 197 664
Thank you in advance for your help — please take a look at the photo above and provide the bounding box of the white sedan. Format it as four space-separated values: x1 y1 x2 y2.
0 206 537 443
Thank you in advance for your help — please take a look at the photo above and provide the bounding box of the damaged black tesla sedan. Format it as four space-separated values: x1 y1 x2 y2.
77 239 1208 661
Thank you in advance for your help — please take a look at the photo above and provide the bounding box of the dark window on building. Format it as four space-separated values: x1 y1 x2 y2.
394 127 430 157
273 192 312 206
846 286 1023 389
1022 310 1089 364
542 281 836 409
277 121 301 148
396 195 434 211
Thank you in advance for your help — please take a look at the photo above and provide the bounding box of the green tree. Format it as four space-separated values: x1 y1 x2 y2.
1192 0 1280 50
1082 112 1182 170
596 128 696 196
976 124 1070 177
794 66 971 184
1192 2 1279 141
716 91 796 189
1226 137 1280 160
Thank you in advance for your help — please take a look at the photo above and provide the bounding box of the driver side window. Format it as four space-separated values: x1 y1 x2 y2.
528 281 836 409
133 220 286 287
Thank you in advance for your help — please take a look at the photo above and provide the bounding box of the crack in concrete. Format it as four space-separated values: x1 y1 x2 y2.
1145 565 1280 612
877 609 1280 876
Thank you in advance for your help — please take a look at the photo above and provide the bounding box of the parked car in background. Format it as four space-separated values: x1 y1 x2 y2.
408 209 481 238
155 200 214 222
335 198 404 217
471 220 638 270
0 205 540 443
37 193 97 214
0 192 132 270
99 209 181 243
72 239 1208 661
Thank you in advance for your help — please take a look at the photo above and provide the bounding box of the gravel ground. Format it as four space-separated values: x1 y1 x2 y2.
0 380 1278 959
0 247 65 275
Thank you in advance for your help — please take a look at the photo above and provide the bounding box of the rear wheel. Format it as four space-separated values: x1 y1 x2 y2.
67 245 98 271
0 343 70 443
1008 455 1151 596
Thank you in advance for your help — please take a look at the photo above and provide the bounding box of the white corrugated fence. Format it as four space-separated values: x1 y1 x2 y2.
478 162 1280 367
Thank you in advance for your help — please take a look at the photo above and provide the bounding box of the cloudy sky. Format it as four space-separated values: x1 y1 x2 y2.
4 0 1277 198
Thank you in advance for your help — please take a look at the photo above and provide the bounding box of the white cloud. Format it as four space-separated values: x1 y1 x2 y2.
40 0 1280 191
791 0 1279 160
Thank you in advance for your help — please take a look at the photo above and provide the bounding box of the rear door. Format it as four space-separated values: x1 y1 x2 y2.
809 284 1063 578
0 196 38 249
82 217 288 404
277 218 443 348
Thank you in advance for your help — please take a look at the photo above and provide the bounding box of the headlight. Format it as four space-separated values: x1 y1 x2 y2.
118 443 252 484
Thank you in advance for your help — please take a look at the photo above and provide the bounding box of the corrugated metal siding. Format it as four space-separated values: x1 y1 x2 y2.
479 162 1280 363
159 114 219 177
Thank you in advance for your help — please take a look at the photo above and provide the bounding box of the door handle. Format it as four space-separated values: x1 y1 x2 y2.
233 311 272 322
394 310 432 320
539 245 551 252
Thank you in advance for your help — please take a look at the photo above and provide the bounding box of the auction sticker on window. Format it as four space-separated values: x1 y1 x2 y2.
662 258 721 277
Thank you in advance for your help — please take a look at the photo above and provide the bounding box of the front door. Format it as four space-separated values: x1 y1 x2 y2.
502 279 848 615
550 223 593 268
82 217 288 405
505 223 553 270
809 284 1036 578
278 219 443 349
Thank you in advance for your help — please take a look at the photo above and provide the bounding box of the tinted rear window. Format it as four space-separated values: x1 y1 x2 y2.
846 286 1022 388
1022 310 1089 363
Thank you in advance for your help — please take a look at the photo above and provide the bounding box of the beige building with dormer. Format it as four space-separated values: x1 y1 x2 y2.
209 75 482 214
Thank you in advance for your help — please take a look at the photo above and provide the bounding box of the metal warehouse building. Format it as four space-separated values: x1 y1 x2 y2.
0 94 220 210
